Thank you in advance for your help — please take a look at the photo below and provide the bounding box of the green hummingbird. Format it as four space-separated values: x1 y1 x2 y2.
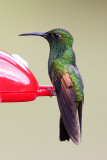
19 28 84 144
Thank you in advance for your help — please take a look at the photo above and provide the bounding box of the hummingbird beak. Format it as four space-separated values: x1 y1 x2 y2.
19 32 48 38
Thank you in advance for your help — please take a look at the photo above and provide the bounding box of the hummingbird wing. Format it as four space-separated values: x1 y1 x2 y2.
68 65 84 138
53 73 79 144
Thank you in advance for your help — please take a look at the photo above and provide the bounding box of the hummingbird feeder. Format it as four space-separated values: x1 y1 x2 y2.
0 50 54 102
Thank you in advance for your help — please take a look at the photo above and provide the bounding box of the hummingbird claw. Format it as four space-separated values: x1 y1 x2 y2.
46 87 56 97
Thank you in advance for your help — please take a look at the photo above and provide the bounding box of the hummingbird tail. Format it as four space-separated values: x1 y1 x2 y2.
59 117 70 141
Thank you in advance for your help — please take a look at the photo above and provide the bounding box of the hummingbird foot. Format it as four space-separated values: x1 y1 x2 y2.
46 88 56 97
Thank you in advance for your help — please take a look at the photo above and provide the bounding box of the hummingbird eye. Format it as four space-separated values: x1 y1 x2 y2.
53 33 61 38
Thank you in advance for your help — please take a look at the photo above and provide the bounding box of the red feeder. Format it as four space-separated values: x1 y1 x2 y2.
0 50 54 102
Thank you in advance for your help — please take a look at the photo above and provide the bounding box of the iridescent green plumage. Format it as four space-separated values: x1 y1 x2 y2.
46 29 84 143
47 29 84 106
19 28 84 144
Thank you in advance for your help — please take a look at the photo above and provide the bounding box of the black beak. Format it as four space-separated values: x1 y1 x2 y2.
19 32 48 38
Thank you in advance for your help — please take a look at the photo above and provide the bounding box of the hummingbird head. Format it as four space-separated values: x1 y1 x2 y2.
19 28 73 51
45 28 73 46
45 29 74 53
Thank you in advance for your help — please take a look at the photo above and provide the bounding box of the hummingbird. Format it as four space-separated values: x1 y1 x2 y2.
19 28 84 144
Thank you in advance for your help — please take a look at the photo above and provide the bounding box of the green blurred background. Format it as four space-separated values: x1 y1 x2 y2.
0 0 107 159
